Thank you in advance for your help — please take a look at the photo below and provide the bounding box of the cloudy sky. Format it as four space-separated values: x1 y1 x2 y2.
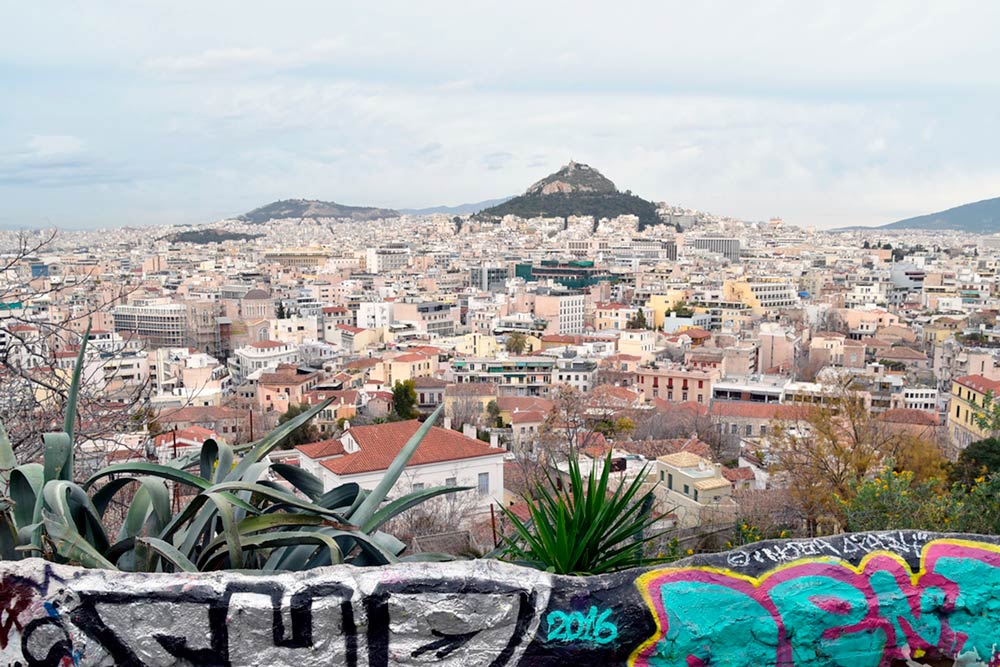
3 1 999 229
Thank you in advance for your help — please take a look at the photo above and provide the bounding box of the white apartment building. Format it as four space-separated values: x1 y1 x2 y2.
228 340 300 383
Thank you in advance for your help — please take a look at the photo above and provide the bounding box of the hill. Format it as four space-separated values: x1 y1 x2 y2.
163 229 263 244
474 161 670 231
238 199 399 223
876 196 1000 232
399 197 513 216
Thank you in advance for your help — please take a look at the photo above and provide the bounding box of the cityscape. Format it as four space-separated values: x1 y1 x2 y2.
4 3 1000 666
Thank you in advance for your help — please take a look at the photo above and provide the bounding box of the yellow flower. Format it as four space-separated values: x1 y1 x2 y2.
687 549 694 555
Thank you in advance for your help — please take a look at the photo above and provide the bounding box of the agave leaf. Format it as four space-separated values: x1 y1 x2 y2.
120 485 152 542
42 432 73 484
42 480 111 555
0 420 15 492
206 481 345 519
351 403 443 528
42 509 116 569
9 463 43 528
226 398 332 482
200 492 242 569
270 463 324 501
198 513 327 567
318 483 362 512
198 438 221 480
201 530 344 571
362 485 470 533
86 462 211 492
63 320 91 444
213 443 234 484
138 537 199 573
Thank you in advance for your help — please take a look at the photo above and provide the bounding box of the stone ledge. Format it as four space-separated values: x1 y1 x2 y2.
2 531 998 666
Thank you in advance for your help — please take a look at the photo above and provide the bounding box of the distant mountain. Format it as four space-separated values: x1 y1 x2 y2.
874 196 1000 232
237 199 398 223
162 229 263 244
474 161 672 231
399 197 514 216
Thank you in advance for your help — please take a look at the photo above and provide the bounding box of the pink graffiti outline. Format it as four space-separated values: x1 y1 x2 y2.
630 539 1000 667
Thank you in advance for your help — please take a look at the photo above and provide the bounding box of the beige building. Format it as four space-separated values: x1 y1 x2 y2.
655 452 737 528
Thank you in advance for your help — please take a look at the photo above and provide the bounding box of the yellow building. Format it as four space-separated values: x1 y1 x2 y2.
722 278 799 315
454 333 501 357
646 291 689 329
948 375 1000 457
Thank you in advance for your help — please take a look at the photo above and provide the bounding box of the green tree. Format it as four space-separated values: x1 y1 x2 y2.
839 470 953 532
392 379 419 419
275 301 288 319
626 309 649 329
972 391 1000 432
486 399 502 428
277 403 321 448
505 332 527 354
952 437 1000 487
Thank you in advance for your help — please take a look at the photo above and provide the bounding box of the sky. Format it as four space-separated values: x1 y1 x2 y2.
2 1 1000 229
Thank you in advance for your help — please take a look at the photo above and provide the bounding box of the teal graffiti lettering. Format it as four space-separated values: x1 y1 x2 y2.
545 606 618 645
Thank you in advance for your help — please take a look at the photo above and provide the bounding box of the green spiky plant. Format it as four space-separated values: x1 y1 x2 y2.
499 452 669 575
0 325 467 571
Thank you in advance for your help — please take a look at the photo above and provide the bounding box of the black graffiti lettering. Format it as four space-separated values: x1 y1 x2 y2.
411 628 482 660
366 579 537 667
19 617 72 667
71 580 356 667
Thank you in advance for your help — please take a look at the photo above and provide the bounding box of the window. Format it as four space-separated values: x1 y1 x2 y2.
412 482 425 491
683 484 690 495
745 425 753 437
478 472 489 495
445 477 457 487
694 489 699 502
668 473 673 489
731 424 738 434
659 470 664 482
760 425 767 436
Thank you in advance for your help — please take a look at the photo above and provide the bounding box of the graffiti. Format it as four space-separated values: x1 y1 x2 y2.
545 607 617 645
0 576 37 650
4 534 1000 666
632 538 1000 667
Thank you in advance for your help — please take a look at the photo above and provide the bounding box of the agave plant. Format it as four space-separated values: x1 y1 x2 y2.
499 452 668 575
0 325 467 572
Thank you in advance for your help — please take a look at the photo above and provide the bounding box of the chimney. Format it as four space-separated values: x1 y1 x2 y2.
490 432 499 448
463 423 477 439
443 416 452 430
342 420 350 432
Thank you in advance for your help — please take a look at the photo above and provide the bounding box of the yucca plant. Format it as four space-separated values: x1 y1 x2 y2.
0 324 467 572
499 452 668 575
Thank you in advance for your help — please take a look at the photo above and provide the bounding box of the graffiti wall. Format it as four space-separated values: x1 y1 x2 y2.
2 531 1000 666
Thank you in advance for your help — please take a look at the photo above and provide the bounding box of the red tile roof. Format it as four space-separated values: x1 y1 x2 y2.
320 420 504 475
250 340 287 349
709 402 813 421
296 438 346 459
955 375 1000 394
878 409 940 426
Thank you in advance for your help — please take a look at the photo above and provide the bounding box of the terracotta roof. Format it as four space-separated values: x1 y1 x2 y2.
392 353 430 363
878 409 940 426
413 376 448 388
497 396 554 413
722 466 756 482
159 405 241 423
878 347 927 360
709 402 813 421
616 436 712 460
336 324 366 334
510 410 545 424
955 375 1000 394
295 438 346 460
320 420 504 475
684 328 712 339
651 399 710 417
446 383 498 397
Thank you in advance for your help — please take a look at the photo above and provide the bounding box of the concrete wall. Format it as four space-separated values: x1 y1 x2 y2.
3 531 1000 666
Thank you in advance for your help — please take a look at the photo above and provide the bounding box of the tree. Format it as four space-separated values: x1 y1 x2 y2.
392 380 419 420
505 332 527 354
486 399 502 428
952 437 1000 487
626 309 649 330
275 301 288 319
769 386 947 535
0 230 151 463
276 403 320 448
